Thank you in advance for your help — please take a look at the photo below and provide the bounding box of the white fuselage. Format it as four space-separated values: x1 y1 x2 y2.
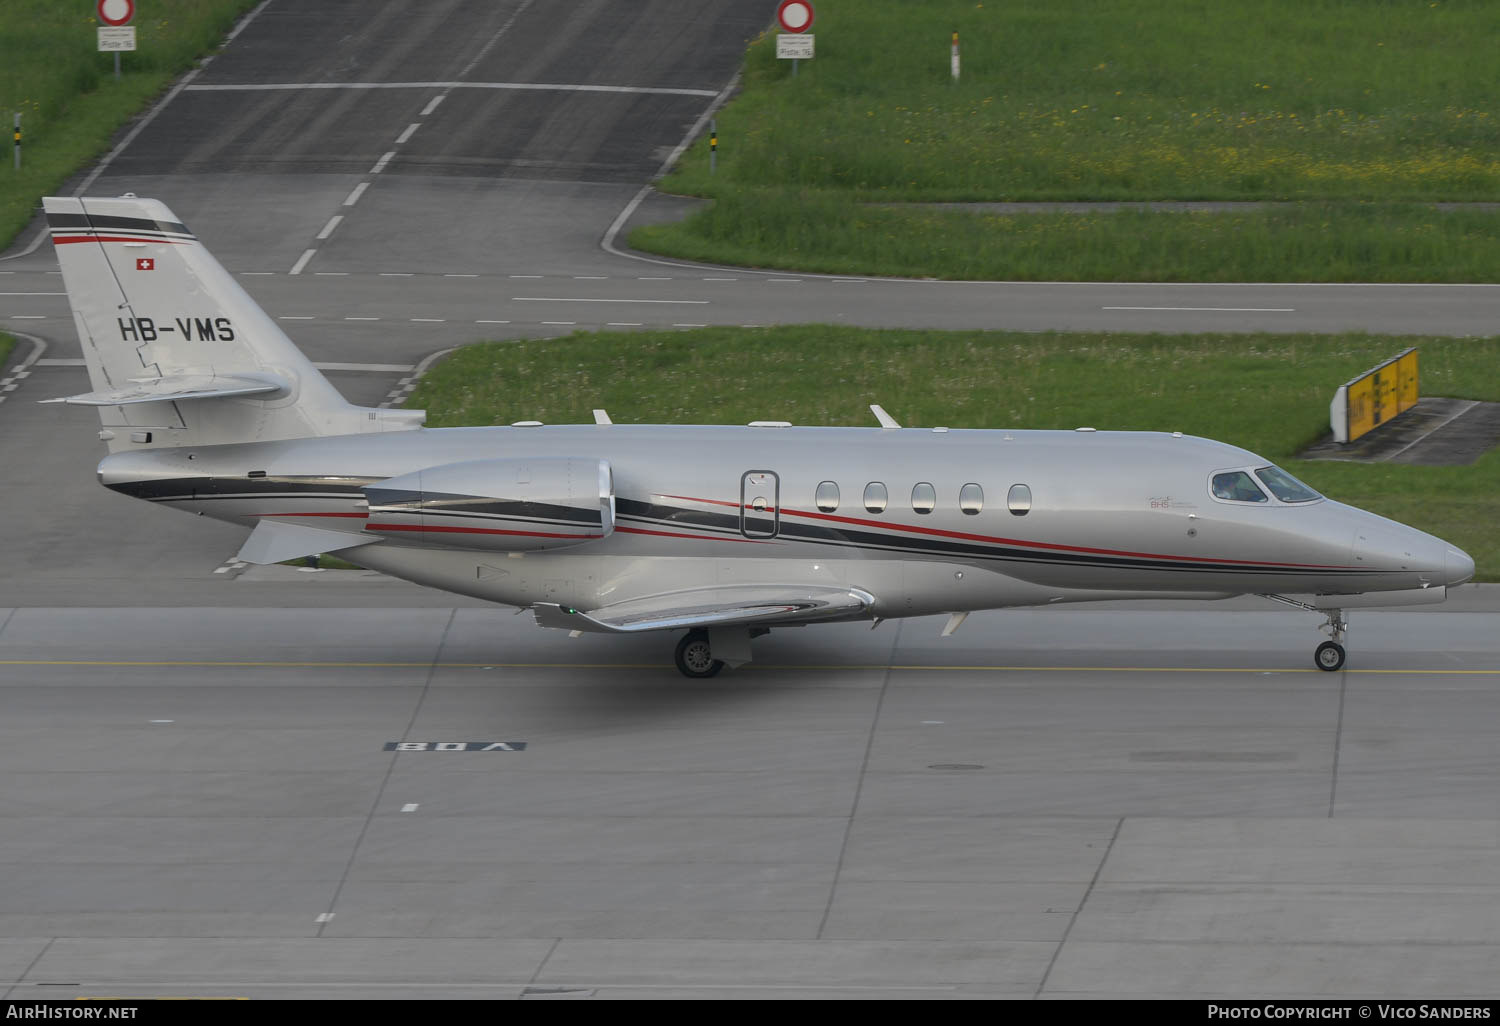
97 423 1472 619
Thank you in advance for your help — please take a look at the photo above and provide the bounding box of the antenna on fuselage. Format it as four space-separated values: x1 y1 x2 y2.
870 404 901 430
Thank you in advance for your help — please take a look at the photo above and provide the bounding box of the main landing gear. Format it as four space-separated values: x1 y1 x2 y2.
1264 595 1348 671
674 630 724 679
671 627 769 678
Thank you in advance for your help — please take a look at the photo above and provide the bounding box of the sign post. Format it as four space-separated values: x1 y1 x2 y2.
776 1 815 77
97 0 137 80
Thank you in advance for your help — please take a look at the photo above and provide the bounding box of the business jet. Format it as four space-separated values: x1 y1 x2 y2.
40 196 1475 676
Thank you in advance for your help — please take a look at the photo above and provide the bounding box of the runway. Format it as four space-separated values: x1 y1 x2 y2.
1 0 1498 1001
2 599 1499 999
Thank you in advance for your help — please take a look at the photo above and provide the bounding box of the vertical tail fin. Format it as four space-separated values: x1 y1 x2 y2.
43 195 422 450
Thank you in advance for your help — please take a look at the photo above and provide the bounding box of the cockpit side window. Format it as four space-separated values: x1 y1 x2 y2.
1211 471 1269 503
1255 466 1321 503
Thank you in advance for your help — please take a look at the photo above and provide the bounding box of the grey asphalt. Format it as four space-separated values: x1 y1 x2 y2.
2 601 1499 999
0 0 1498 1002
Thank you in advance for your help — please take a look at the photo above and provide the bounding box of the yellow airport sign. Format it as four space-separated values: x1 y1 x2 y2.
1331 348 1419 443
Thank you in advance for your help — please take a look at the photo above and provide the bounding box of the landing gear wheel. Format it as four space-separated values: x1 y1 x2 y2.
1315 641 1346 672
674 630 723 679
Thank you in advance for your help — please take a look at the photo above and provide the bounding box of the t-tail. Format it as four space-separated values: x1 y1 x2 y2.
42 195 422 450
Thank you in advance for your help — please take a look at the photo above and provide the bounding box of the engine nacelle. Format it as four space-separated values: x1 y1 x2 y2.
363 457 614 551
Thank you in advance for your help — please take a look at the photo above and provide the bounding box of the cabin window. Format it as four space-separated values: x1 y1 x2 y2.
1007 483 1032 516
1211 471 1268 503
1255 466 1320 503
864 482 888 514
911 482 936 514
815 480 840 513
959 483 983 515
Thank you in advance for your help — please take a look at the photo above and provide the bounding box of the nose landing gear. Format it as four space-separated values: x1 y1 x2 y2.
1263 595 1349 672
1313 607 1348 671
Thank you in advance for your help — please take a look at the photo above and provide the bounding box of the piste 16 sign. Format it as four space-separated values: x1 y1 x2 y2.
97 0 136 52
776 0 815 61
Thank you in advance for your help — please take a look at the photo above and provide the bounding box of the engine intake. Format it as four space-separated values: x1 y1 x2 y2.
364 457 614 551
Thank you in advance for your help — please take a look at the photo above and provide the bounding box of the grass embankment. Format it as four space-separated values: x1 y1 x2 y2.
0 0 257 248
407 328 1500 580
0 332 14 370
636 0 1500 280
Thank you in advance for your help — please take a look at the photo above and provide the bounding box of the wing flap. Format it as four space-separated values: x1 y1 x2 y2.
533 585 875 635
40 373 287 406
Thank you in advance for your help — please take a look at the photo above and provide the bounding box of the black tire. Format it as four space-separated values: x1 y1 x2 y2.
674 630 723 678
1314 641 1346 672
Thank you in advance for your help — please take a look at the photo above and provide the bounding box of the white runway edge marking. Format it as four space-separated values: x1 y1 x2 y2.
343 182 370 207
0 292 65 296
381 346 456 409
1102 306 1296 312
0 332 46 407
511 297 709 304
288 249 317 276
316 215 344 240
395 122 421 145
370 151 396 174
475 319 510 324
185 81 719 97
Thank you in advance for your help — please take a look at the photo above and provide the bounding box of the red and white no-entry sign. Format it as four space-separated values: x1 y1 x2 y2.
777 0 814 33
98 0 135 26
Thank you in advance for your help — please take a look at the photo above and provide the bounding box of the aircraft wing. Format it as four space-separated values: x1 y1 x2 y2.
40 373 287 406
532 584 876 634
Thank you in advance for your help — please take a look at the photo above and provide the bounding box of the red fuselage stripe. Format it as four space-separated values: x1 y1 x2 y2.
654 492 1353 570
51 236 189 245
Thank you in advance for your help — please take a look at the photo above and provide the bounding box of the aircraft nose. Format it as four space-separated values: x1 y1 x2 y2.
1446 546 1476 587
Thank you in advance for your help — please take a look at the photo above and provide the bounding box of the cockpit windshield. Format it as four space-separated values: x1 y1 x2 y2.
1211 471 1268 503
1254 465 1321 503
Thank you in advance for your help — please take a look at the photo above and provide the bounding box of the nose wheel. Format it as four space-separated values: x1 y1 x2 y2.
1263 595 1350 672
1315 640 1346 672
674 630 723 678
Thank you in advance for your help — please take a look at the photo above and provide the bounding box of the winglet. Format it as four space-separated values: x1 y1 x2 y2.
870 404 901 429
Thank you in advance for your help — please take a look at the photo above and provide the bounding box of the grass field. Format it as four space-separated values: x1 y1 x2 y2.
638 0 1500 280
0 0 256 248
0 332 13 370
407 327 1500 580
634 196 1500 282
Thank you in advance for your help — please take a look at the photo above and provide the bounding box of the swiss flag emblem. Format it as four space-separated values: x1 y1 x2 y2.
136 258 155 271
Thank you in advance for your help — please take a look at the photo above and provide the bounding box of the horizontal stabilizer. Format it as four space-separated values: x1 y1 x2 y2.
236 520 379 566
41 373 287 406
533 585 875 635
